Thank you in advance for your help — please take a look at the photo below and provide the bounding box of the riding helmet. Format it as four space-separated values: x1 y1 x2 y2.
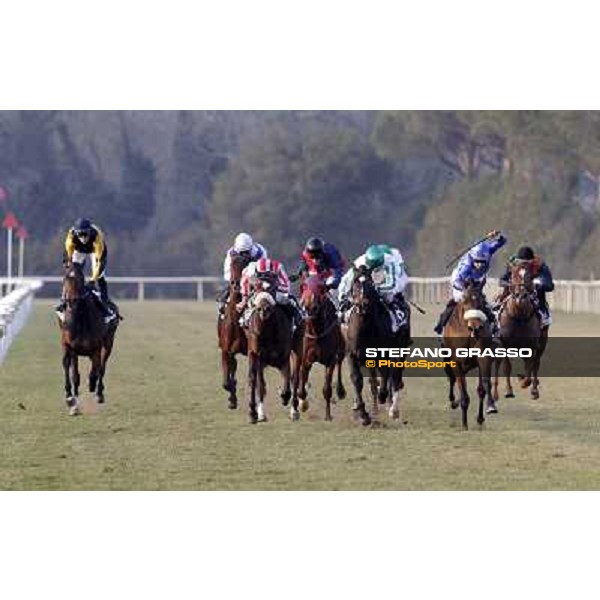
234 232 253 253
365 245 385 269
305 237 325 257
516 246 535 260
73 218 92 236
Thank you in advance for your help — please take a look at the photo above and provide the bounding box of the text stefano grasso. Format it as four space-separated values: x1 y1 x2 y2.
365 347 533 359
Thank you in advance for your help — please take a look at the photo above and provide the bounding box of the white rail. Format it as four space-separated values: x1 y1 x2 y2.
2 275 600 314
0 280 43 365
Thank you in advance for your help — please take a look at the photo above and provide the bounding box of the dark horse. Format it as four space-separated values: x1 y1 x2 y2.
493 261 546 401
245 273 300 424
297 274 346 421
59 262 119 415
443 281 496 430
343 267 407 427
217 253 248 409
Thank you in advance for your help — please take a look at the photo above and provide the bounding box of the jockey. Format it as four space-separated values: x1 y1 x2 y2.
291 237 345 291
56 218 116 324
338 244 410 335
434 230 507 335
218 232 268 312
496 245 554 327
236 257 304 330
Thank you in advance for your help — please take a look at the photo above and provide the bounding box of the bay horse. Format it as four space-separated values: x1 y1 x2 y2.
443 281 496 430
59 262 119 415
245 272 299 424
344 266 406 427
493 261 546 401
217 253 248 409
297 274 346 421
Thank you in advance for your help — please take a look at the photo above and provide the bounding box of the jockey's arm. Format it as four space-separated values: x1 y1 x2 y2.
239 264 254 299
338 268 354 301
487 234 507 255
64 231 75 265
223 251 232 281
90 230 106 282
535 264 555 292
499 269 510 287
289 259 308 283
277 263 291 294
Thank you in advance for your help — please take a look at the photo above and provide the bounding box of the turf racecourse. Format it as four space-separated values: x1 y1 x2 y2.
1 301 600 490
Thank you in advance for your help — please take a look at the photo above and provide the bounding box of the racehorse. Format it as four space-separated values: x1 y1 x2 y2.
245 272 300 424
59 262 119 415
493 261 546 400
443 281 496 430
217 253 248 409
297 274 346 421
344 266 406 427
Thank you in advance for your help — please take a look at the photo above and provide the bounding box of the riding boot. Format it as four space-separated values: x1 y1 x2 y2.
482 302 498 336
434 300 456 335
96 278 116 324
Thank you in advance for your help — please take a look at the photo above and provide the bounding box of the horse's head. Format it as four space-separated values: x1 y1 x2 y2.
253 291 277 322
461 281 488 338
350 266 378 315
507 260 536 318
301 274 328 319
62 262 86 305
229 253 251 299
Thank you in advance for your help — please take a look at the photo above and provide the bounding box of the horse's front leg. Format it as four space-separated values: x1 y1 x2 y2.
289 352 301 421
445 363 458 410
72 355 80 398
63 349 79 416
349 355 371 426
389 370 406 422
504 357 515 398
257 363 268 423
457 373 470 430
530 352 541 400
298 360 312 414
335 353 346 400
483 360 497 416
323 363 335 421
247 355 258 424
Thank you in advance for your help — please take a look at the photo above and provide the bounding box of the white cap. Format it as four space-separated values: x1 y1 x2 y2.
234 232 253 252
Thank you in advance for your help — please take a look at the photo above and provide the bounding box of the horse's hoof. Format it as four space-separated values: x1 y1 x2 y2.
337 386 347 400
299 399 309 413
280 395 291 407
505 392 515 398
450 401 459 410
249 414 258 424
486 405 498 415
228 399 238 410
389 408 400 420
290 410 300 422
68 403 81 416
325 414 333 422
96 395 105 405
258 415 268 423
362 415 372 427
530 391 540 400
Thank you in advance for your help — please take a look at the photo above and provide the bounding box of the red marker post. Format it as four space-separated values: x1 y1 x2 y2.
16 225 28 278
2 211 19 286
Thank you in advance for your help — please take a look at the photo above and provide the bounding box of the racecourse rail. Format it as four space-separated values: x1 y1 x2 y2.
1 275 600 313
0 279 42 365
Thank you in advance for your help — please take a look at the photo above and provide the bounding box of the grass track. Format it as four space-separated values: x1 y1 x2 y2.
1 301 600 490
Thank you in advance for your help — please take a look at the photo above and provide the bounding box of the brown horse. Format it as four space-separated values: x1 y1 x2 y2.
217 253 248 409
297 274 346 421
493 261 546 400
245 273 299 424
443 281 496 430
59 262 119 415
344 267 406 426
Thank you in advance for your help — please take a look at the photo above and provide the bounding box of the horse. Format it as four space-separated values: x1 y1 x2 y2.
297 274 346 421
59 262 119 415
344 266 406 427
217 253 249 409
245 272 299 424
442 281 496 430
493 261 546 401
